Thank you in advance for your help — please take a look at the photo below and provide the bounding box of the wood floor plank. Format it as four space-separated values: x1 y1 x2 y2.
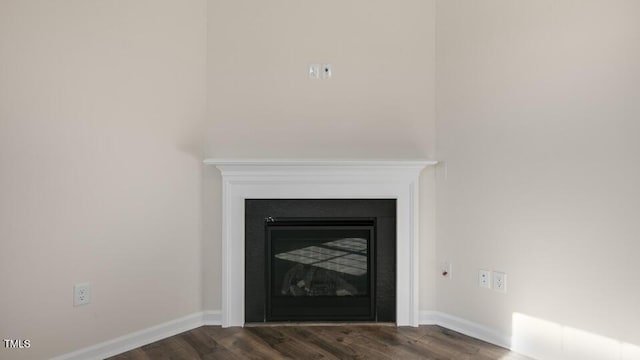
417 327 484 356
278 326 361 359
333 327 428 360
108 348 150 360
355 325 456 359
176 329 221 359
106 325 531 360
246 327 336 360
214 328 290 360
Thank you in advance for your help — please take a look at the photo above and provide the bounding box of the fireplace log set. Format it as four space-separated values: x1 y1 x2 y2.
280 264 359 297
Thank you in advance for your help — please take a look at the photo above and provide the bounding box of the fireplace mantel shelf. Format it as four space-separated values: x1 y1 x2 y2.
204 159 438 167
204 159 438 178
204 158 437 327
203 159 437 166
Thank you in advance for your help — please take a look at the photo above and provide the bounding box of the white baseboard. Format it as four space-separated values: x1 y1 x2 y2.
50 311 218 360
419 311 511 350
52 310 507 360
419 310 439 325
203 310 222 325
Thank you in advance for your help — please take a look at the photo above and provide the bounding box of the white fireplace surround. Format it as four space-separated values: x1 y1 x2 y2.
204 159 437 327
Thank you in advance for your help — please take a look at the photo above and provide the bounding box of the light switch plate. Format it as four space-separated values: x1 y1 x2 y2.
478 270 491 289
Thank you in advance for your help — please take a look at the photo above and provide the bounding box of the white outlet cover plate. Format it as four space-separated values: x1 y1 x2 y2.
493 271 507 293
478 270 491 289
309 64 320 79
74 282 91 306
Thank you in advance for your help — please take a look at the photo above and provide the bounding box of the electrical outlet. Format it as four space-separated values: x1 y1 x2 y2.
74 283 91 306
478 270 491 289
493 271 507 293
322 64 332 79
309 64 320 79
441 261 452 279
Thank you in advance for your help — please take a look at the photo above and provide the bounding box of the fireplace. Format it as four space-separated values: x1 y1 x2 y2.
204 159 436 327
245 199 396 323
267 218 374 321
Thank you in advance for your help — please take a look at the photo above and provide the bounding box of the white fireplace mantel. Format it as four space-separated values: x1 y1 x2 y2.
204 159 437 327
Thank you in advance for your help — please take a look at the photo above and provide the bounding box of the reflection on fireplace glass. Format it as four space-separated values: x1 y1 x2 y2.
271 229 371 298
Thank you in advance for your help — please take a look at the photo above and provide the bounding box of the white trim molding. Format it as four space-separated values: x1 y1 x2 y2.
204 159 437 327
49 311 221 360
203 310 222 325
419 311 512 350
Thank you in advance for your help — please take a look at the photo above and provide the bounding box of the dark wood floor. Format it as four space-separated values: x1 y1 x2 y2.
107 325 529 360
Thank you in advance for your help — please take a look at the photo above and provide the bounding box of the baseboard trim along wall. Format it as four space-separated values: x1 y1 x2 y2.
203 310 223 326
420 311 511 350
50 311 222 360
51 310 510 360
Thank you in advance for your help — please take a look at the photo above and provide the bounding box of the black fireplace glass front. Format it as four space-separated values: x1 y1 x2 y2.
266 219 375 321
244 199 396 324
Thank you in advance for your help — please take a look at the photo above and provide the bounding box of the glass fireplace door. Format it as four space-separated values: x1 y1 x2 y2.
266 219 375 321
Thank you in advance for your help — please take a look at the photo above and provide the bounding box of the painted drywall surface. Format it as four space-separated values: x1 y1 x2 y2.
435 0 640 354
206 0 436 159
201 168 222 311
0 1 207 359
204 0 437 310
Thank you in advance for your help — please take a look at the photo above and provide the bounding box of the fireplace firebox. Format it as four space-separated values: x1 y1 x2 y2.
267 218 375 321
245 199 396 323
